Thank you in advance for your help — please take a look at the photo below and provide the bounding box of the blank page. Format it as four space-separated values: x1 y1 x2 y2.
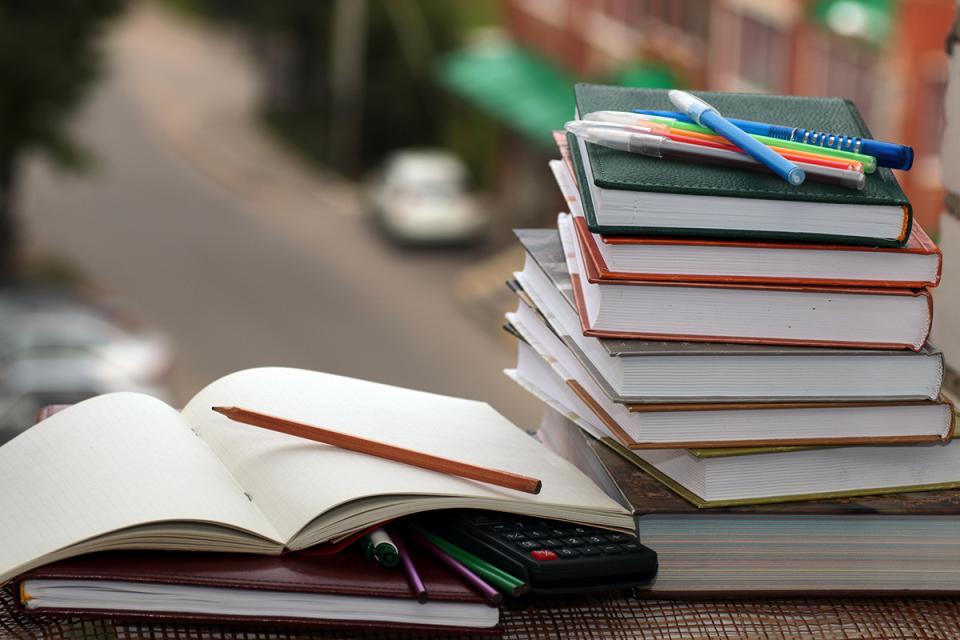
181 367 629 545
0 393 281 584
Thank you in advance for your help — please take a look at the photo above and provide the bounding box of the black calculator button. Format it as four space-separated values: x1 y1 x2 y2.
541 538 562 548
556 548 579 558
621 542 642 551
571 527 589 534
489 523 511 532
526 529 547 539
564 537 586 546
600 544 622 555
502 532 527 541
607 533 630 543
579 546 601 555
585 535 607 545
547 527 568 536
518 540 540 550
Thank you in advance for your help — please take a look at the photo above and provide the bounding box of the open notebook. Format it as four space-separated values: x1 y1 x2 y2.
0 367 631 585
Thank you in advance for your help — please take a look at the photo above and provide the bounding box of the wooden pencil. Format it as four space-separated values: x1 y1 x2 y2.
211 406 543 494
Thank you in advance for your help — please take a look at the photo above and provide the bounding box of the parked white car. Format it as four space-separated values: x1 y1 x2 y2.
367 150 486 244
0 287 173 444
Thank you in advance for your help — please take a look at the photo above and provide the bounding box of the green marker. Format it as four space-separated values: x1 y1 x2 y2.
412 525 527 596
362 528 400 567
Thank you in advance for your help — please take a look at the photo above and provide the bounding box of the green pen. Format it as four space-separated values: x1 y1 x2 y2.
412 525 527 595
583 111 877 173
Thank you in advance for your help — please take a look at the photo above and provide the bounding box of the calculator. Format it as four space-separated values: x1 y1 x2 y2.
418 510 657 596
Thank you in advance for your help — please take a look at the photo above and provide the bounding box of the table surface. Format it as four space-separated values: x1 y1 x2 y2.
5 585 960 640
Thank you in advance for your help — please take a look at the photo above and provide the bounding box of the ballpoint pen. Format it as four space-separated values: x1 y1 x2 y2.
668 90 805 186
564 121 864 190
584 110 875 173
633 108 913 170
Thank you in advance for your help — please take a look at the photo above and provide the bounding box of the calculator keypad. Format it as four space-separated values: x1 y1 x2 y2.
471 512 641 561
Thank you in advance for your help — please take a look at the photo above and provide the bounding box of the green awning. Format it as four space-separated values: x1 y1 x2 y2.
438 43 575 147
613 64 677 90
811 0 893 48
438 43 680 146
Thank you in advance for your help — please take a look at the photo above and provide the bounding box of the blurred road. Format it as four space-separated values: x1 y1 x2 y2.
20 5 540 428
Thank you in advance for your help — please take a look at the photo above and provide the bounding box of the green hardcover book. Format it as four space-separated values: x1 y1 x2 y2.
570 84 912 246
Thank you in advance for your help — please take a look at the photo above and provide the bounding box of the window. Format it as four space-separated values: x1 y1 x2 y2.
816 35 878 124
623 0 710 41
735 13 787 92
919 69 947 157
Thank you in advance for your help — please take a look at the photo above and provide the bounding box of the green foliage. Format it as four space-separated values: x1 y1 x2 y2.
0 0 126 171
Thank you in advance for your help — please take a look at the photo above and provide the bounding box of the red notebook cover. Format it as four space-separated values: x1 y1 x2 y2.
15 548 500 634
574 215 942 288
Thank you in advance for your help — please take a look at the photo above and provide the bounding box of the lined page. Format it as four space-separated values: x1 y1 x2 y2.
0 393 281 585
182 367 628 545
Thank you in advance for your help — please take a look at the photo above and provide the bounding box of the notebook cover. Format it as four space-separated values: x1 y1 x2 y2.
567 217 933 350
574 213 942 288
569 85 912 245
14 548 498 633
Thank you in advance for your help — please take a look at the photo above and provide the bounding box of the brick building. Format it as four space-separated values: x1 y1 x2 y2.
441 0 953 234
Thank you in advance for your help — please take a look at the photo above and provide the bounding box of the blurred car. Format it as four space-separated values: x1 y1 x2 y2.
367 150 486 244
0 287 173 444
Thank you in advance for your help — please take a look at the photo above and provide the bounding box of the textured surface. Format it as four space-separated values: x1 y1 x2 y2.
5 584 960 639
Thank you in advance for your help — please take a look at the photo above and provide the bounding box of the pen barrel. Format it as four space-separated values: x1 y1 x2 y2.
658 138 864 190
786 128 914 170
700 110 804 185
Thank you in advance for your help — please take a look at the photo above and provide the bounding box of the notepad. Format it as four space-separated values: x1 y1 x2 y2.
0 367 631 585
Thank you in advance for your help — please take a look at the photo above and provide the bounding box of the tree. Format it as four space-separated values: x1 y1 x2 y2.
0 0 125 277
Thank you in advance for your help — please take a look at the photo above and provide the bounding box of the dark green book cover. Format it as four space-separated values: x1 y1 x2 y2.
570 84 912 246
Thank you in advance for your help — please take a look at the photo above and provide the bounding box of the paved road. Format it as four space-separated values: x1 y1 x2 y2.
19 10 541 429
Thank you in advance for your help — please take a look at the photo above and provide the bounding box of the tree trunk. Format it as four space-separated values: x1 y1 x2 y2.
0 156 19 281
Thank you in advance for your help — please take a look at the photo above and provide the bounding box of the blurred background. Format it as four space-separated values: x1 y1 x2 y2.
0 0 953 442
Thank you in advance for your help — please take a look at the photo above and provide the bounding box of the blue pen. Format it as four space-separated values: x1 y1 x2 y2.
668 90 804 186
634 109 913 170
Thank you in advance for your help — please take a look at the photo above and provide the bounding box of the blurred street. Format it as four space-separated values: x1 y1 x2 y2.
19 5 540 428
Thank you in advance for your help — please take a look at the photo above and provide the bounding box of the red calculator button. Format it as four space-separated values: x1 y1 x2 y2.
531 549 558 561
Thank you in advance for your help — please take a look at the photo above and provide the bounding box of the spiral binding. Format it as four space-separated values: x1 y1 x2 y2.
764 124 864 153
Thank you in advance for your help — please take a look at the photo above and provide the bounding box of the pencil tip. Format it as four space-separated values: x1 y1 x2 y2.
418 591 429 604
533 480 543 495
211 406 228 414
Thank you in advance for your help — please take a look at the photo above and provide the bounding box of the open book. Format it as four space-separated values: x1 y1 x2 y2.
0 367 631 585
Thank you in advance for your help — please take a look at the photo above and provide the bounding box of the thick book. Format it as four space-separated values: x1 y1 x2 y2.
0 367 630 586
558 213 933 350
506 303 955 448
537 407 960 595
550 159 942 288
512 228 944 403
15 548 498 632
570 85 912 246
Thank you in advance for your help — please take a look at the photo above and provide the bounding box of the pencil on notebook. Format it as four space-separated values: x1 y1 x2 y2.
211 406 543 494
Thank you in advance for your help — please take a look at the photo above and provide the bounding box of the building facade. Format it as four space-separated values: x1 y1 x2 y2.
501 0 953 233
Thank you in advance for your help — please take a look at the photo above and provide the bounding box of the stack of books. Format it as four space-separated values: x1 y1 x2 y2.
505 85 960 595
